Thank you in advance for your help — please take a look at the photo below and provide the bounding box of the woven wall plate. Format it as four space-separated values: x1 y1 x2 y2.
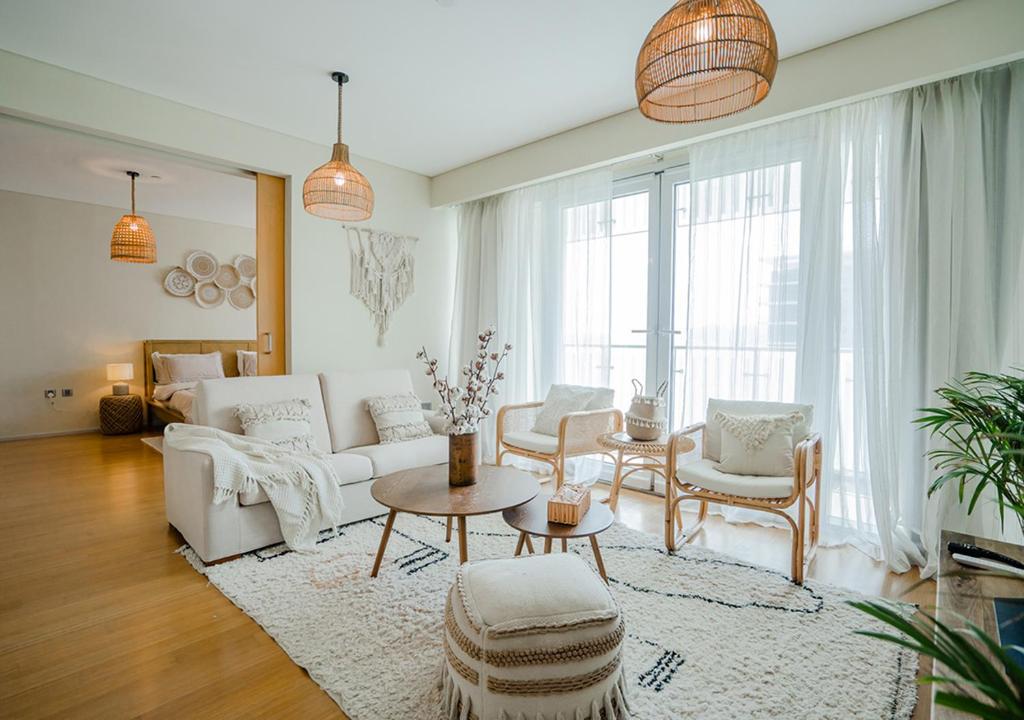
186 250 218 280
214 264 241 290
228 284 256 310
194 280 225 308
163 266 196 297
234 254 257 280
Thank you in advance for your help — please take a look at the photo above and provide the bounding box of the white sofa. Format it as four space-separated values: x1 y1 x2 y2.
163 369 447 563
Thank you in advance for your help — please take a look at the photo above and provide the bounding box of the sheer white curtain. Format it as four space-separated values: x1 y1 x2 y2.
450 169 614 462
683 60 1024 573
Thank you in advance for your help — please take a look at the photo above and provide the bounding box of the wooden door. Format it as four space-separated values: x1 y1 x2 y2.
255 173 286 375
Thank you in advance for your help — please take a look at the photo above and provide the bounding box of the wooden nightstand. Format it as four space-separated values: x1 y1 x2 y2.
99 394 143 435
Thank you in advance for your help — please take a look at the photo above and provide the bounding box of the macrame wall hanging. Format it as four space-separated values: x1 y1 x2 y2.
344 225 418 345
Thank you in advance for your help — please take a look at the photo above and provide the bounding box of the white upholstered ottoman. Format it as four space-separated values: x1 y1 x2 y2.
441 553 630 720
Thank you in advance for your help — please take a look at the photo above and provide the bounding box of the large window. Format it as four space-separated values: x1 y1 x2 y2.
558 162 880 534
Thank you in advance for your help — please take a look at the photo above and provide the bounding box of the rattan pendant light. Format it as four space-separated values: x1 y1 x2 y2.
303 71 374 221
110 170 156 263
636 0 778 123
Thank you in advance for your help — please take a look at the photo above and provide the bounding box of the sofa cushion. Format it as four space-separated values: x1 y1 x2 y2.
193 374 332 453
319 370 417 452
234 398 321 455
532 384 595 436
366 392 432 444
502 430 559 455
715 410 804 476
676 458 795 499
239 452 374 506
704 399 813 463
344 435 447 477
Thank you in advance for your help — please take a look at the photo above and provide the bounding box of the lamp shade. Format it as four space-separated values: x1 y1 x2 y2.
110 214 157 263
302 142 374 221
635 0 778 123
111 171 156 263
106 363 134 382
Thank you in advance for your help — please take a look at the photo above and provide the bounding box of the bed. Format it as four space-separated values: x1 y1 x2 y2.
143 339 257 425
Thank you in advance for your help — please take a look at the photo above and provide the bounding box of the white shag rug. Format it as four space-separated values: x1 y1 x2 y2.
182 513 918 720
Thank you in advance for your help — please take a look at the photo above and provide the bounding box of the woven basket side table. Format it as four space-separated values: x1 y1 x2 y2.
99 394 143 435
597 431 696 535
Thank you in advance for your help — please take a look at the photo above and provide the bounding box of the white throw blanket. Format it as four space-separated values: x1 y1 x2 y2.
164 423 345 552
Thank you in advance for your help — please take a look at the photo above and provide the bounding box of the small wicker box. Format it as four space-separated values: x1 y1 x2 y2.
547 484 591 525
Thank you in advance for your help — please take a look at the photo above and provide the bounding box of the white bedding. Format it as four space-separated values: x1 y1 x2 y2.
153 382 198 423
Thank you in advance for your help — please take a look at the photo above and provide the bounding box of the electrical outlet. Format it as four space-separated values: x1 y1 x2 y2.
421 401 432 410
61 388 73 398
44 389 56 399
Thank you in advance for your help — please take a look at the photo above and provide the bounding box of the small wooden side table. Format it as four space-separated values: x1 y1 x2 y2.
99 394 143 435
502 494 615 582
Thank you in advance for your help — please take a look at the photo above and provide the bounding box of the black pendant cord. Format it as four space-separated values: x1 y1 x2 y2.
127 170 139 215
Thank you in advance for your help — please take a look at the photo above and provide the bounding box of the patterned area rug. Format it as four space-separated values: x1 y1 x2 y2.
182 513 918 720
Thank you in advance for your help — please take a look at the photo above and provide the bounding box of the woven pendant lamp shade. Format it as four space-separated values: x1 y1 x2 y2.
303 142 374 221
110 171 156 263
636 0 777 123
303 71 374 221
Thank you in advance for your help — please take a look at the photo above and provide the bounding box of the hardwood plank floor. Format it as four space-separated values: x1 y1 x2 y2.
0 432 935 719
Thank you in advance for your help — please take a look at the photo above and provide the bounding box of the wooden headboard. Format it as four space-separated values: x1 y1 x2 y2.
143 339 257 402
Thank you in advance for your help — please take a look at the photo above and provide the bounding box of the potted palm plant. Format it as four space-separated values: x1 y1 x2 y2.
852 369 1024 718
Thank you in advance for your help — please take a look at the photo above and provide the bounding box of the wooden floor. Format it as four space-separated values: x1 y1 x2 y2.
0 432 935 719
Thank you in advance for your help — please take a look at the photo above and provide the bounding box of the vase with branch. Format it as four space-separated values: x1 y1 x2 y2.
417 326 511 486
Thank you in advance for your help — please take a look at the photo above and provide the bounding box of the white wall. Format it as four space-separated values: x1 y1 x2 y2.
0 50 458 437
0 190 256 438
430 0 1024 206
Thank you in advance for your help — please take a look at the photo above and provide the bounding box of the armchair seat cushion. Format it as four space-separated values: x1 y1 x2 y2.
502 430 560 455
239 452 374 506
676 458 794 499
345 434 447 477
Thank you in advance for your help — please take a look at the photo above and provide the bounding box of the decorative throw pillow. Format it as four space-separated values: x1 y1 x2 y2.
159 351 225 383
234 398 320 454
532 384 596 436
366 393 432 444
236 350 258 377
714 410 805 477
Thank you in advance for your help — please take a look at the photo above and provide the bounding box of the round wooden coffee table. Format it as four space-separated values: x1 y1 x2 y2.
502 494 615 582
369 464 539 577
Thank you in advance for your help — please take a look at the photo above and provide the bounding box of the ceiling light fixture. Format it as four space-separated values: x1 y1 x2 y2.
635 0 778 123
110 170 156 263
303 71 374 221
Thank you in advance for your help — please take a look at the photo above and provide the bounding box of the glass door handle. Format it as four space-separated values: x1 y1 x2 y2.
631 328 655 334
658 329 681 335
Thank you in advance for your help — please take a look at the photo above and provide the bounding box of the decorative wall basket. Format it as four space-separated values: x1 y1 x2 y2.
163 252 256 310
625 379 668 441
163 267 195 297
194 280 225 308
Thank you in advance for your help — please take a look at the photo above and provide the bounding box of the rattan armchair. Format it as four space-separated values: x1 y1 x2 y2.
665 402 822 584
496 401 623 488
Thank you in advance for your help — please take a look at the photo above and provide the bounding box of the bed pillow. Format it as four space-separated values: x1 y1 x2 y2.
156 351 225 383
236 350 258 377
532 384 596 437
714 410 804 477
365 393 432 444
234 398 320 454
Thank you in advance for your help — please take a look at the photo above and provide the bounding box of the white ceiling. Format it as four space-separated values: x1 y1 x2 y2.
0 116 256 228
0 0 956 177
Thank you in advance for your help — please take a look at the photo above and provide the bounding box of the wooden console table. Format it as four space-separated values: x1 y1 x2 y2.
934 530 1024 719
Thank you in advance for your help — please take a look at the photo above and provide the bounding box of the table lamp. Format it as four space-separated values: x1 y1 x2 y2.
106 363 134 395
